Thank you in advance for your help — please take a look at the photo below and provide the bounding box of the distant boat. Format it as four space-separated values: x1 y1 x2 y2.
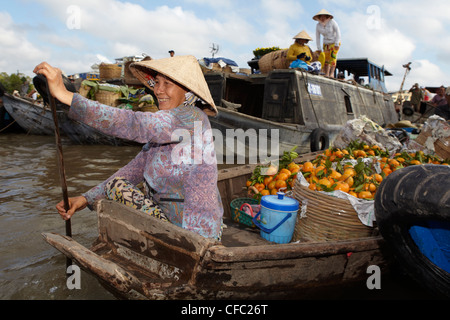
1 93 136 146
2 93 56 135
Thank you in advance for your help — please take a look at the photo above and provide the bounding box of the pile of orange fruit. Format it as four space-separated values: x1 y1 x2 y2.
247 141 449 201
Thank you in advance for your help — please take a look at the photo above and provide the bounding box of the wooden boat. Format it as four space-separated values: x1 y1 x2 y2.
205 58 398 159
42 159 392 300
2 93 57 135
1 92 136 146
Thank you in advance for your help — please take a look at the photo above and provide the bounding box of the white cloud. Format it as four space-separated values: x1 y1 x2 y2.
1 0 449 90
0 11 49 75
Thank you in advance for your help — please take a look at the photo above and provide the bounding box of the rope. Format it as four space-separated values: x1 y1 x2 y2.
0 119 18 133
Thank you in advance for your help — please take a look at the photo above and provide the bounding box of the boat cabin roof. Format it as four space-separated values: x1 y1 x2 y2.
336 58 392 93
337 58 392 77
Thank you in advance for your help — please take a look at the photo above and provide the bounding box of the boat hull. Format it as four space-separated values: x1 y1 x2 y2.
2 93 137 146
3 94 56 135
42 161 392 299
42 200 390 300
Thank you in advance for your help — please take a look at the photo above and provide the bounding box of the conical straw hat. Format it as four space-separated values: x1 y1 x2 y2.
313 9 333 21
293 30 313 41
130 55 217 116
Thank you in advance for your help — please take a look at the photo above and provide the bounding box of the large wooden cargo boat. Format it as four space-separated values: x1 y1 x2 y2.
205 59 397 159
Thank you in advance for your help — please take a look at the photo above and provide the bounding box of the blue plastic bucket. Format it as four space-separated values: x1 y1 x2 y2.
252 193 299 244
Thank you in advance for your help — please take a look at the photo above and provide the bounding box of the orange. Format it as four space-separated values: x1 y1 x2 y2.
275 180 287 190
308 183 317 191
246 180 252 187
410 160 421 165
260 189 270 196
288 163 300 173
280 168 292 176
364 183 377 192
317 178 332 189
358 191 373 199
328 169 342 181
349 191 358 197
383 167 392 176
334 150 344 158
389 159 400 168
315 165 327 177
358 150 367 158
263 176 273 186
374 174 383 183
277 172 289 181
334 181 350 193
344 176 354 187
290 166 300 174
255 183 265 192
267 180 276 190
308 175 319 185
341 168 356 180
270 188 278 195
302 161 314 172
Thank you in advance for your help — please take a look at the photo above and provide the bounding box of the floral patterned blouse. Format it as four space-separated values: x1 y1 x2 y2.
68 93 223 239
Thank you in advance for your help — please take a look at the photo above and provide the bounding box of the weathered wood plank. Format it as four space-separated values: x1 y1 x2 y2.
42 232 147 299
97 200 216 276
206 236 385 263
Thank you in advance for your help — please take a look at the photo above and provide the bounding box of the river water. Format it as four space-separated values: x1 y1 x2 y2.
0 133 441 300
0 133 140 300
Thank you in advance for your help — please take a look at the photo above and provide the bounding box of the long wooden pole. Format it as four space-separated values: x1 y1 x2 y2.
46 84 72 268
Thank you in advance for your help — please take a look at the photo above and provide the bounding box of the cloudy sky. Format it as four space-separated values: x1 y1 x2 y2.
1 0 449 92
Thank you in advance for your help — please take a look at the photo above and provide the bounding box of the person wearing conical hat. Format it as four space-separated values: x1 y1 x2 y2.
34 57 224 240
313 9 341 78
286 30 314 64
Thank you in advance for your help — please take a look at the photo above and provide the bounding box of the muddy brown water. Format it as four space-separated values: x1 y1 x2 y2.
0 133 439 300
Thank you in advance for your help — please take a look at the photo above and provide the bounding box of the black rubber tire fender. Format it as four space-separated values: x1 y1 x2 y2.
374 164 450 298
402 101 414 116
310 128 329 152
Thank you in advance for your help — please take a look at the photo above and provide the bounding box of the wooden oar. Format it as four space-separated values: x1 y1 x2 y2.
45 81 73 268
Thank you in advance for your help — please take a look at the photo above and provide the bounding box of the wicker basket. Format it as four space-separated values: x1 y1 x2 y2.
415 128 431 145
415 127 450 159
435 138 450 159
292 179 373 242
95 90 121 107
258 49 289 73
78 84 91 98
99 63 122 80
230 198 259 228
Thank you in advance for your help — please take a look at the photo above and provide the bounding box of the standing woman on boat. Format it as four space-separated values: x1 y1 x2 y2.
314 9 341 78
33 56 224 240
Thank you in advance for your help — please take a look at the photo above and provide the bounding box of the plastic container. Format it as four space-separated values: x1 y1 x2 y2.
252 192 299 244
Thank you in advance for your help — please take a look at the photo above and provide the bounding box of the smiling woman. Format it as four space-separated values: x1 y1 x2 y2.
33 55 224 240
153 75 188 111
